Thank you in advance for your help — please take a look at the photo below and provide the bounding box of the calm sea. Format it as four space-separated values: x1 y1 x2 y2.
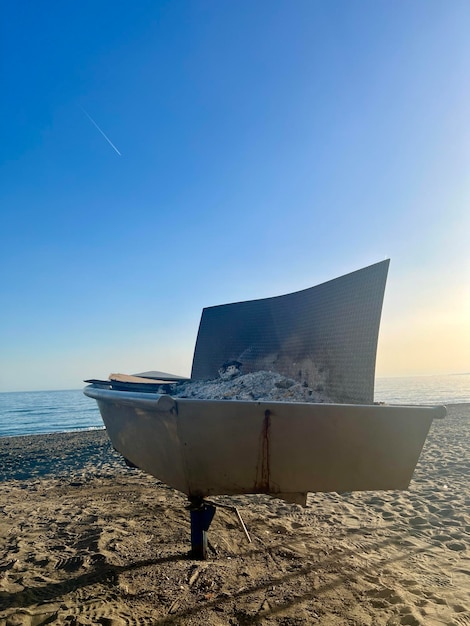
0 389 102 438
0 374 469 438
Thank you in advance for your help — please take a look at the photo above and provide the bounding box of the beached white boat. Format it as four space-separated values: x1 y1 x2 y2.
84 261 446 505
85 262 446 557
83 385 445 505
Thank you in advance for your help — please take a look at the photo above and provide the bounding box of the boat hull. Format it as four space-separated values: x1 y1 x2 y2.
84 386 445 504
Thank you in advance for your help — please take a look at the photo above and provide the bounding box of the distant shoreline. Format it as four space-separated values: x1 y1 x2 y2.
1 370 469 394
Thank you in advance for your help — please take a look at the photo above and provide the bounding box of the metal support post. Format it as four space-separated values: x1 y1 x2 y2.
188 497 216 560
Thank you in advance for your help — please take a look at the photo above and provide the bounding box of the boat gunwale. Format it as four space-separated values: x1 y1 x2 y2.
83 385 447 418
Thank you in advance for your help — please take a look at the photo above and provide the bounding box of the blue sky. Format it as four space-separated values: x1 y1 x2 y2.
1 1 469 392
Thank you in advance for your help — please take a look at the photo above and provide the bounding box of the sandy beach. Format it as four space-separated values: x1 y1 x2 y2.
0 404 468 625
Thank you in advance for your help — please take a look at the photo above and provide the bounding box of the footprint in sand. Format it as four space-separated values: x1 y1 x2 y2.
408 516 431 528
2 608 59 626
0 559 17 572
452 614 470 626
399 614 422 625
445 540 467 551
64 591 132 626
54 556 85 571
367 586 404 607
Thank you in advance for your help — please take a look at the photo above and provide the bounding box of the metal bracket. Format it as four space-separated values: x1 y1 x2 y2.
187 496 252 560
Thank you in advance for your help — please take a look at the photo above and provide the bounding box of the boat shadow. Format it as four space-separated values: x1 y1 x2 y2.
0 534 428 622
156 537 428 624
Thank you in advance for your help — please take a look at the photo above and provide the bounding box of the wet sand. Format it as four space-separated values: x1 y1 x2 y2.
0 405 469 625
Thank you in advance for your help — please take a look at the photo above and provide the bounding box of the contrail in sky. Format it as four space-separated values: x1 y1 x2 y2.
79 106 122 156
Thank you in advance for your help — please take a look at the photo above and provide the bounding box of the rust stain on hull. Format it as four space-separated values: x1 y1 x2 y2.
254 409 271 492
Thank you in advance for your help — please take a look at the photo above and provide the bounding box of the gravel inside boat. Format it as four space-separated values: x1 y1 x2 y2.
161 370 334 403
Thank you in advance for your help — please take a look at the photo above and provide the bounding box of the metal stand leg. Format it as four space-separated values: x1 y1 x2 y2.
188 497 216 560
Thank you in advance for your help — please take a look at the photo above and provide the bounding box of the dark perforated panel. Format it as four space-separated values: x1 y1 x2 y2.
191 260 389 404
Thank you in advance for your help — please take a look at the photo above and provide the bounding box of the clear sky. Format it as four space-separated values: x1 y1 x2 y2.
1 1 469 392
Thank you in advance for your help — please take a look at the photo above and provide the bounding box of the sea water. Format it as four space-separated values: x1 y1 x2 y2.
374 373 470 405
0 389 103 438
0 373 469 438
